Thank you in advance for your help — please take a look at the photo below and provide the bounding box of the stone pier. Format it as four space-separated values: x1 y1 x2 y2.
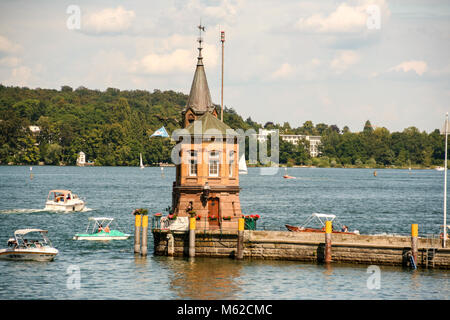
152 229 450 269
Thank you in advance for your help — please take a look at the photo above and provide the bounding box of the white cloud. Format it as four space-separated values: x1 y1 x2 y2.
330 50 360 73
5 66 32 87
83 6 136 34
295 0 389 33
0 35 20 53
0 56 20 67
389 60 428 76
129 43 218 75
270 63 294 80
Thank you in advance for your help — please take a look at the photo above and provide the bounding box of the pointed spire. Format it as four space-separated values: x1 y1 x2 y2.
184 23 214 116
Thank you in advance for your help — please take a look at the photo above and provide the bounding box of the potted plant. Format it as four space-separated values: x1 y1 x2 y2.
154 212 162 217
188 210 196 218
222 216 232 221
208 216 217 221
168 214 177 221
196 215 202 221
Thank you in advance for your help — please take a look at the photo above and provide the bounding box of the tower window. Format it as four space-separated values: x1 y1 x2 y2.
189 151 197 176
229 151 235 177
209 151 220 177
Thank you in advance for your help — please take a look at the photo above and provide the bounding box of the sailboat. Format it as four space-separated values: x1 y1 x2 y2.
139 153 144 169
239 153 248 175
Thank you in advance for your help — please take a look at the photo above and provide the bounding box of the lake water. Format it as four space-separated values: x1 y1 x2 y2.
0 166 448 300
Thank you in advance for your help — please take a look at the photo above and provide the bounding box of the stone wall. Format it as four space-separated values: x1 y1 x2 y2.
152 229 450 269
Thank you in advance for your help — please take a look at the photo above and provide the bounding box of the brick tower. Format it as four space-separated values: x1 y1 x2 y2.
171 25 241 230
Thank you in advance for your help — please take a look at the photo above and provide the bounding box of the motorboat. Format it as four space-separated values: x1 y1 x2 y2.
73 217 131 241
435 166 445 171
283 175 295 179
44 189 85 212
0 229 58 261
285 213 359 235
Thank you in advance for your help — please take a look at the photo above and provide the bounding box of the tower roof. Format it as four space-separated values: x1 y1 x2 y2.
183 24 215 116
184 112 237 137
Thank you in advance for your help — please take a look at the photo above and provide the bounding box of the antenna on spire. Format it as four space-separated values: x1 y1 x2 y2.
197 20 206 58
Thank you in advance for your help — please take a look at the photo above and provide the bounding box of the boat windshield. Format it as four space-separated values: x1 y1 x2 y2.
14 231 52 248
86 218 114 233
300 213 344 229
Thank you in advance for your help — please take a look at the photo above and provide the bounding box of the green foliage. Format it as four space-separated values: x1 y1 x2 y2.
0 84 446 168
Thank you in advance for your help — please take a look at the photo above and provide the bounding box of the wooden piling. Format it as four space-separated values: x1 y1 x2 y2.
237 218 245 260
411 224 418 266
189 217 196 258
134 214 142 254
325 220 332 263
141 215 148 256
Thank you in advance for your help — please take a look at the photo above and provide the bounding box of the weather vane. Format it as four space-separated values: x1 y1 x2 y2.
197 21 205 57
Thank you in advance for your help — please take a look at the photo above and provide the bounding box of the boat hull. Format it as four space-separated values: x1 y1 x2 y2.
73 230 130 241
45 201 85 212
0 248 58 261
285 224 357 235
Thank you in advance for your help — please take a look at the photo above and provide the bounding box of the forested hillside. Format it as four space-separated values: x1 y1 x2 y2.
0 84 446 168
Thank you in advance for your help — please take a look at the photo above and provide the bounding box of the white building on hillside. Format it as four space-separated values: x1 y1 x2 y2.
255 129 321 157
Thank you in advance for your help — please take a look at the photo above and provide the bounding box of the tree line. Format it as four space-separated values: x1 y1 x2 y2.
0 84 446 168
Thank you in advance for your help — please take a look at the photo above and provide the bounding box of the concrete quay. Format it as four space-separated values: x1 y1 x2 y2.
152 229 450 269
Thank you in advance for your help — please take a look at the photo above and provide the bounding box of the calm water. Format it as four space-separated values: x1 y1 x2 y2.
0 166 448 299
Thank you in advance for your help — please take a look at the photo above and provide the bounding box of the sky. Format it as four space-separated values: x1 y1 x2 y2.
0 0 449 133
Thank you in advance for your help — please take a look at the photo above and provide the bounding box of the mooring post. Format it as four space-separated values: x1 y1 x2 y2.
237 217 245 260
325 220 332 263
411 223 418 266
141 214 148 256
189 217 196 258
134 213 142 254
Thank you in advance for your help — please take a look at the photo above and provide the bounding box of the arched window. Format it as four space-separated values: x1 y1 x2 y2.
209 151 220 177
229 150 235 177
189 151 197 176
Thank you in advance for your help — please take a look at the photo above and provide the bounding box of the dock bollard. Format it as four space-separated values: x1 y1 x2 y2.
325 220 332 263
134 213 142 254
141 215 148 256
411 224 418 267
189 217 196 258
236 218 245 260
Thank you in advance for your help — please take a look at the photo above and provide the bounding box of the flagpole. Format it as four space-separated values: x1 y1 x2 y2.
444 112 448 247
220 31 225 122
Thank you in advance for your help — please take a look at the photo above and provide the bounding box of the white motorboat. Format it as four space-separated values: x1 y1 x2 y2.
0 229 58 261
44 189 85 212
436 166 445 171
73 217 131 241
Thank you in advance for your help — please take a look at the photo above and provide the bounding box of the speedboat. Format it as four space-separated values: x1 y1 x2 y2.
44 190 85 212
285 213 359 235
435 166 445 171
283 175 295 179
73 217 131 241
0 229 59 261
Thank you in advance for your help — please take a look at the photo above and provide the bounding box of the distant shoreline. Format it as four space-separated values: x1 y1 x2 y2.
1 164 443 170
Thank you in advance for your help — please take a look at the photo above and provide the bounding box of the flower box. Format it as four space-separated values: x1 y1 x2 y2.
222 216 232 220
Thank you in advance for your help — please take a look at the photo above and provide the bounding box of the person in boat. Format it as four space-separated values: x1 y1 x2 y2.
97 224 103 233
104 225 110 233
341 225 348 232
